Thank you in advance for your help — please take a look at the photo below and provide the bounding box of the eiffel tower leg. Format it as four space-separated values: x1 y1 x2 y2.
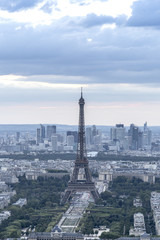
61 190 72 205
91 189 100 202
71 166 79 182
84 167 92 182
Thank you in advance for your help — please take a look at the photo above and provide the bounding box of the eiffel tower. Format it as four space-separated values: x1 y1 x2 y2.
61 89 99 204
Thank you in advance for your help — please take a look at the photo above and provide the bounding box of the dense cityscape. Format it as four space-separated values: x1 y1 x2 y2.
1 93 160 240
0 121 160 154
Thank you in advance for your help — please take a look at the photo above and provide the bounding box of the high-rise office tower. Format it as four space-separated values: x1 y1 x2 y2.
40 124 45 143
67 135 75 147
51 135 58 151
86 127 92 146
128 124 139 150
16 132 20 142
36 128 41 144
67 131 78 143
110 124 126 150
47 125 56 140
144 122 148 132
86 125 98 146
110 124 125 141
138 131 143 149
143 122 152 146
92 125 97 138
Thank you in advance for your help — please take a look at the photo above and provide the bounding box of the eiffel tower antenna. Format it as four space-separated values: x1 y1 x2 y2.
61 90 99 204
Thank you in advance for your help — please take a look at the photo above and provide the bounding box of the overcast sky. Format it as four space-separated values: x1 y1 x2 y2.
0 0 160 125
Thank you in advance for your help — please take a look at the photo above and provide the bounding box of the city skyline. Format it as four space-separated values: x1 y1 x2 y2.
0 0 160 125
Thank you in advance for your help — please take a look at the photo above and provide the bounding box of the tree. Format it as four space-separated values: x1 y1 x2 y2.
100 232 120 239
9 230 18 238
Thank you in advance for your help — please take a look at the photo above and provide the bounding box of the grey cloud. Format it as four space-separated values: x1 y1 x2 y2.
0 88 75 104
77 14 128 28
127 0 160 27
79 13 115 27
115 15 128 26
0 18 160 84
40 0 57 13
0 85 160 105
0 0 43 12
70 0 89 6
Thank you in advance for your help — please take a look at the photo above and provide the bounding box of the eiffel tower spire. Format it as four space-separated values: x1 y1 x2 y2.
61 90 99 204
77 87 86 162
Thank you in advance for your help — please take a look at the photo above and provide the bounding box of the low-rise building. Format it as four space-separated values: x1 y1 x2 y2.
0 211 11 224
28 226 84 240
129 212 146 236
0 191 16 209
150 192 160 235
13 198 27 207
133 197 142 207
93 226 110 237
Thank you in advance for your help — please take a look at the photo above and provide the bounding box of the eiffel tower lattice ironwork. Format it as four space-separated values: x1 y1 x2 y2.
61 90 99 204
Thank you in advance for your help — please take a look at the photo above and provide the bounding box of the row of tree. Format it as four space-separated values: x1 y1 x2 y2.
0 175 69 239
79 176 158 237
0 152 159 162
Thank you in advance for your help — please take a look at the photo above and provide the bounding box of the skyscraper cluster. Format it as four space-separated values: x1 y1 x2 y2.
36 124 56 144
0 122 154 154
110 122 152 151
86 125 102 151
36 125 79 152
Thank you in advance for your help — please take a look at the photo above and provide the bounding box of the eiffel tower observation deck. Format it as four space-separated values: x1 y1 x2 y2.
61 89 99 205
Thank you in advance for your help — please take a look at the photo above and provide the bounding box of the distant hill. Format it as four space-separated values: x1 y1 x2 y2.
0 124 159 134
